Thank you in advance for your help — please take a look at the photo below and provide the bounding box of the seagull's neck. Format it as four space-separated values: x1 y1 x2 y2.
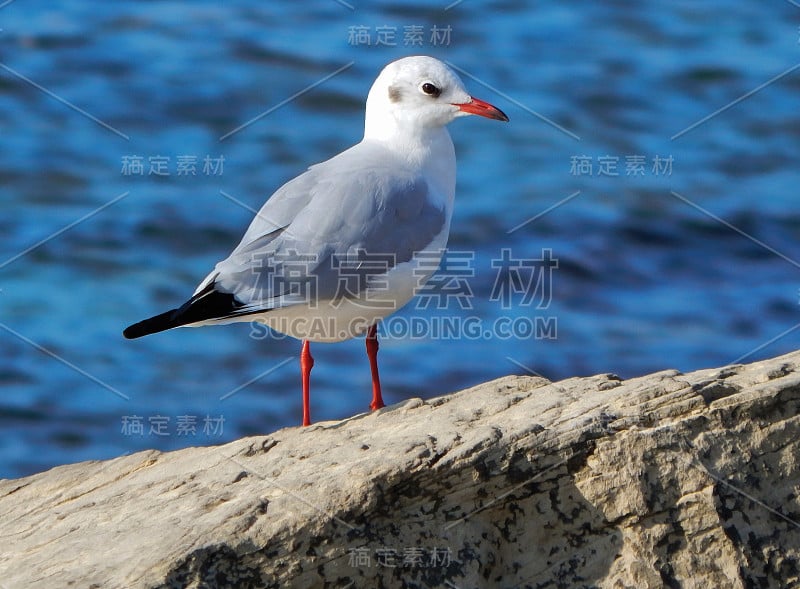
362 122 455 178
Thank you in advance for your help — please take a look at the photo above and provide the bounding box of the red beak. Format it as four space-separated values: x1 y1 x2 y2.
455 96 509 122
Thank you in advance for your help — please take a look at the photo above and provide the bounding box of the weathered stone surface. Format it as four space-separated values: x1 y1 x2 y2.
2 351 800 588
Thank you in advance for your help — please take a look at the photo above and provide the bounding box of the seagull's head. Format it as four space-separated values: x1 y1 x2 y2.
364 56 508 140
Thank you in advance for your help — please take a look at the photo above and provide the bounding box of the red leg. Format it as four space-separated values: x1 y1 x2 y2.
300 340 314 426
366 324 384 411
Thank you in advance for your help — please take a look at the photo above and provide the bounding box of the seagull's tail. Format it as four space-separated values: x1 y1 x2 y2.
123 281 248 339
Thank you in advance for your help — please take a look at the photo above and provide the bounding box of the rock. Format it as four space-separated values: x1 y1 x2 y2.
2 351 800 588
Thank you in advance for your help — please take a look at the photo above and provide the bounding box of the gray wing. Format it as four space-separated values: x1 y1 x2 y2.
202 143 447 314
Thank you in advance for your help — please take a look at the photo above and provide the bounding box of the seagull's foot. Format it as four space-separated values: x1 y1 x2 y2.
366 324 384 412
301 340 314 427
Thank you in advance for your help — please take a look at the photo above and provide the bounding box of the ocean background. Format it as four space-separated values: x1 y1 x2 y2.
1 1 798 478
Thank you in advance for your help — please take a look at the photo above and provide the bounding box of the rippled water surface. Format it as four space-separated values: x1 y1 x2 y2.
1 1 799 477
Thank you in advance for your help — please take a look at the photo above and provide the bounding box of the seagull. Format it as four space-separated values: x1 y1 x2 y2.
123 56 508 426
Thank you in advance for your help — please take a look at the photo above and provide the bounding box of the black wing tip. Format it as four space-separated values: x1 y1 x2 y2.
123 308 180 339
122 326 138 339
122 284 249 340
122 323 154 339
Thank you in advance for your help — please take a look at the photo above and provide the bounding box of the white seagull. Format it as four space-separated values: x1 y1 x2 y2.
124 56 508 426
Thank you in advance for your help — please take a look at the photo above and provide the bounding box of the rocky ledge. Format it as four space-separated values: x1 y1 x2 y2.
1 351 800 588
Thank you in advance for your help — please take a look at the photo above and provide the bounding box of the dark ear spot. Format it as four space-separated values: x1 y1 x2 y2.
388 85 402 103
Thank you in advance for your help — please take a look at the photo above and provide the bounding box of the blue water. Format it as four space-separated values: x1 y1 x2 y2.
1 1 799 478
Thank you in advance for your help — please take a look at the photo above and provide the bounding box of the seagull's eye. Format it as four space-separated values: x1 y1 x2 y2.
420 82 441 97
